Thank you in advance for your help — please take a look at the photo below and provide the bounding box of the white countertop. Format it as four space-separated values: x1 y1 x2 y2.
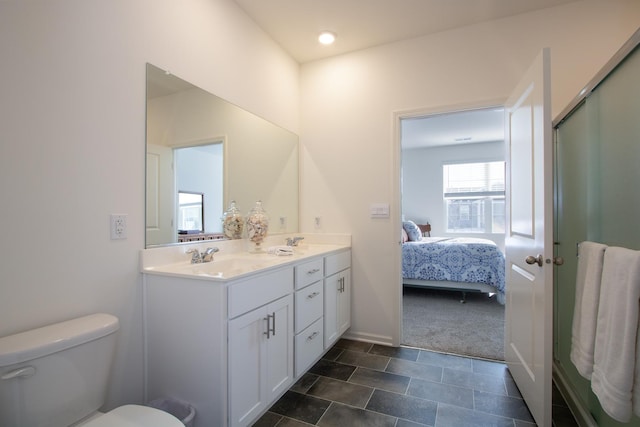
141 233 351 281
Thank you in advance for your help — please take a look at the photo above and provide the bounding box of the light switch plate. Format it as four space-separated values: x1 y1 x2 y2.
370 203 390 218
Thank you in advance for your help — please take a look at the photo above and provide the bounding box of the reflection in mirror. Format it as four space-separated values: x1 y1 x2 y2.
177 191 204 234
175 143 223 235
145 64 299 247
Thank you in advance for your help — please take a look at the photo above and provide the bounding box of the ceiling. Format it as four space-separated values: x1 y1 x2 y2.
401 108 504 150
232 0 580 64
231 0 578 148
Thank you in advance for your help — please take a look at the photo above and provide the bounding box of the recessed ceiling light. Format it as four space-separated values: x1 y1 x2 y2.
318 31 336 45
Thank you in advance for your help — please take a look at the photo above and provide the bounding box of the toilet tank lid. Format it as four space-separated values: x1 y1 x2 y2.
0 313 119 367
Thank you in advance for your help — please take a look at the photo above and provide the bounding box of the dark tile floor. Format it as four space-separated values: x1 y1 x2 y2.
254 339 578 427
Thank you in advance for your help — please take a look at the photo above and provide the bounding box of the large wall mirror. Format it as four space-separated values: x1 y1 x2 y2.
145 63 299 247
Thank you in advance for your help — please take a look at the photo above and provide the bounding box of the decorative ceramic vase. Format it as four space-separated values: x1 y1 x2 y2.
222 200 244 239
246 200 269 252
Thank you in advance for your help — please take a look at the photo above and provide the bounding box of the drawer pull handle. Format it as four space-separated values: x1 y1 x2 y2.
307 331 319 341
307 268 320 275
307 291 320 299
264 312 276 339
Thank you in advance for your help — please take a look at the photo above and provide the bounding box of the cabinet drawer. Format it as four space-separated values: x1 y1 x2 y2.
325 250 351 276
295 318 323 377
228 267 293 319
294 281 323 333
294 258 324 289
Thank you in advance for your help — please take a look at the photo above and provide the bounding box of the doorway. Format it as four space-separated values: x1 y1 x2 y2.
399 107 507 360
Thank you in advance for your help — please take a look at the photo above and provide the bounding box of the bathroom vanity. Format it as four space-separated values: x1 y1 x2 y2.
141 235 351 427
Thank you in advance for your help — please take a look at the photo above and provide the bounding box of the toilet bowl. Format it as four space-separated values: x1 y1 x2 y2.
77 405 183 427
0 314 184 427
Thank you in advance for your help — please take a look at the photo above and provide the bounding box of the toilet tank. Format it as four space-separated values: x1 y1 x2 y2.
0 313 120 427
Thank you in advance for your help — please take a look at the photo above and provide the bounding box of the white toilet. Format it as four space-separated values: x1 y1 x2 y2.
0 313 184 427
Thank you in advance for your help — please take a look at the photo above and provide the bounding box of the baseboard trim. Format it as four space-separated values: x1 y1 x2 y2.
553 361 597 427
342 331 394 347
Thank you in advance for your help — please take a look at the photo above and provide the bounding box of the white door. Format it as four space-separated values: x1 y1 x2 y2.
504 48 553 427
146 143 175 245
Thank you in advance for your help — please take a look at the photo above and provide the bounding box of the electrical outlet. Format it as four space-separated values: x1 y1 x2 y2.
110 214 127 240
314 216 321 229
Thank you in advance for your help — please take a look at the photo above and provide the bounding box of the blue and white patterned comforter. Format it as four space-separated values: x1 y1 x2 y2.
402 237 505 298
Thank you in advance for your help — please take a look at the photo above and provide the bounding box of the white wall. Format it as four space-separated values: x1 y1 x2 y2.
0 0 299 409
402 141 505 250
299 0 640 346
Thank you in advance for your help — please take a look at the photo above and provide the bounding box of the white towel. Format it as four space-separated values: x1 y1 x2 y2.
570 241 607 379
590 246 640 423
267 245 294 256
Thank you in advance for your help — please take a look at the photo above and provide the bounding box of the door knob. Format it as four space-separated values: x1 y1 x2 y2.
525 254 544 267
553 257 565 266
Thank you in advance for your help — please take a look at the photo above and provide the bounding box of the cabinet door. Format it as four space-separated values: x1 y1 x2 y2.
228 306 268 427
265 294 294 401
324 272 339 348
324 269 352 349
336 269 351 336
229 294 294 427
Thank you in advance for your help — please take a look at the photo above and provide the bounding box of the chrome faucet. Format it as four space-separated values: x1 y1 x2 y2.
202 247 220 262
186 247 219 264
285 236 304 247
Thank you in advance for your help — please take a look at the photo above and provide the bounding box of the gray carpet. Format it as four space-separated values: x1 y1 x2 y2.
402 287 505 360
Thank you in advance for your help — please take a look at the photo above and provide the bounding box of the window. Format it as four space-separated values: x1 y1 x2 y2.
443 161 505 233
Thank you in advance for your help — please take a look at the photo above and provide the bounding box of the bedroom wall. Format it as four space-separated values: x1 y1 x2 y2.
0 0 299 409
402 140 505 251
299 0 640 346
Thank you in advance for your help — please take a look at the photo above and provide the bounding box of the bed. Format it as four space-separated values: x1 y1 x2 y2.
402 221 506 304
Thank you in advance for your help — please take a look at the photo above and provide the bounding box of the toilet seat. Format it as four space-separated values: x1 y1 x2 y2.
80 404 184 427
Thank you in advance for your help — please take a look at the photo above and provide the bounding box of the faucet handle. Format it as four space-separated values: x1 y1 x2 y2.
186 248 202 264
285 236 305 247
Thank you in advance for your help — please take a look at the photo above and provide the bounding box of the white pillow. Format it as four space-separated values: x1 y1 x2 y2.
402 220 422 241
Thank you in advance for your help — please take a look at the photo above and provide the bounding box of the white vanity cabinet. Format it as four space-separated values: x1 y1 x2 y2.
324 250 351 349
143 243 351 427
145 266 294 427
